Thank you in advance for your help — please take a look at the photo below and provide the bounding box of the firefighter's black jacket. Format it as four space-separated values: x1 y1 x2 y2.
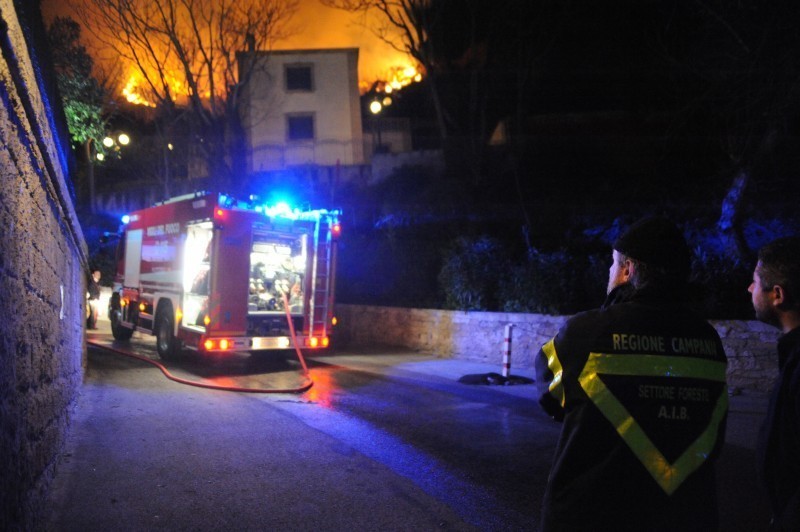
535 284 728 531
758 325 800 531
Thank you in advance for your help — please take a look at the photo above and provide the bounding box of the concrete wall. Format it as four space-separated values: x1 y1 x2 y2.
335 305 781 394
0 2 88 529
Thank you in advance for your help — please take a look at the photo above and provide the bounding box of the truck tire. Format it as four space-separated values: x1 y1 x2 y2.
156 306 181 360
109 294 134 341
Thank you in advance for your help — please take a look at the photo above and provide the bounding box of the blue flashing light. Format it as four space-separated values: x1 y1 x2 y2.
260 201 298 219
121 214 130 224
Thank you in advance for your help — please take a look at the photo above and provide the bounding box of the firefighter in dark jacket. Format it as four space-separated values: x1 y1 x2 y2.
87 269 101 329
750 236 800 531
535 217 728 532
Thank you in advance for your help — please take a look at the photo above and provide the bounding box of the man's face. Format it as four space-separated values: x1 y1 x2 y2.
607 250 630 295
749 261 779 327
92 271 101 281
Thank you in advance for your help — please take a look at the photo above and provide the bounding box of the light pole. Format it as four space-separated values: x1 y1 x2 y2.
370 100 383 154
85 138 97 214
87 132 130 214
162 142 174 198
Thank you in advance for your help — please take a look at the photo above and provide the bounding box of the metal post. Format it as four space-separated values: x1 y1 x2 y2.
502 324 514 378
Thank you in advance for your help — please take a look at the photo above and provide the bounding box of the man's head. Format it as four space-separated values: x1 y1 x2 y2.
608 217 690 294
749 236 800 332
92 270 101 281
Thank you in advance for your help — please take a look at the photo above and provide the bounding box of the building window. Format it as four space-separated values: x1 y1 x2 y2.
287 114 315 141
285 64 313 92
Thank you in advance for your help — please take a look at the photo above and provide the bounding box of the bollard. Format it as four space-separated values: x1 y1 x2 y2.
502 324 514 378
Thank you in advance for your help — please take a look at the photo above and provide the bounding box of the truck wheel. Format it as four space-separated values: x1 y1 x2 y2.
110 294 134 341
156 308 181 360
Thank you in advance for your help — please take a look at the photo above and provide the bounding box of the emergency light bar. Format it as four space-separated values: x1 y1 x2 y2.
120 192 341 227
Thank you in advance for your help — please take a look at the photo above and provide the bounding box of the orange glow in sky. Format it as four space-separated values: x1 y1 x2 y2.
40 0 419 102
276 1 416 90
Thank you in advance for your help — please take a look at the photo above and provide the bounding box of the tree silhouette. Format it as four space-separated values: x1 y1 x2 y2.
76 0 299 192
46 16 110 211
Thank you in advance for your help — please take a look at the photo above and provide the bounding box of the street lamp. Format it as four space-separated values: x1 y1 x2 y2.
87 131 131 213
370 100 385 153
103 132 131 149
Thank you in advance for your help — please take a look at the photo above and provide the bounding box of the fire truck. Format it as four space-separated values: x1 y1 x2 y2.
109 191 340 359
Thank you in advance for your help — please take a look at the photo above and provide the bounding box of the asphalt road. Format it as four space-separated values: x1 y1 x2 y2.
43 330 771 531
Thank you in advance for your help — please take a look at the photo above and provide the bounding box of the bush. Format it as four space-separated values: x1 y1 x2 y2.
438 236 510 310
336 224 445 309
338 205 793 318
437 237 608 314
499 250 607 315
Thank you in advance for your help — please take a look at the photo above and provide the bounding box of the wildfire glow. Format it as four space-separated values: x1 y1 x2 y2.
370 64 423 95
42 0 424 107
122 69 199 107
122 75 155 107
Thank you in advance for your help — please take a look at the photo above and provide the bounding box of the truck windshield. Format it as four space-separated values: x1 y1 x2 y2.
249 232 307 315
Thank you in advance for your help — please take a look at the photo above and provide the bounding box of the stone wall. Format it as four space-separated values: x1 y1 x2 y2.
0 3 88 530
335 305 781 394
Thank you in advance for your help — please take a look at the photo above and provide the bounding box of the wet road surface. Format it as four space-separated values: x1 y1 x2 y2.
44 330 770 530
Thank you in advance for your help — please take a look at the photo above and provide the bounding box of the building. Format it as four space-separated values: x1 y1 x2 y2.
238 48 365 174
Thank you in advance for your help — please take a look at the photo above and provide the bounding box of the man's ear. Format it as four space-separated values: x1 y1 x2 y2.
622 259 635 281
772 284 786 307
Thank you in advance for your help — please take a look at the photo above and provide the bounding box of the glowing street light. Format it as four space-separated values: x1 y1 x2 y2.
104 132 131 148
369 100 385 153
88 131 132 213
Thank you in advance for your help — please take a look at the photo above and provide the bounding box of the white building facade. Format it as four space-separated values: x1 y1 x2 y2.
239 48 365 173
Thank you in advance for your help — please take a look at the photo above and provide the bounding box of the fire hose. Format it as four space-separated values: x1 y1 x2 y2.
89 294 313 393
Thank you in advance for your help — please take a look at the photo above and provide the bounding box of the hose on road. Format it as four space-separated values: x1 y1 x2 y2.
88 294 314 393
87 340 314 393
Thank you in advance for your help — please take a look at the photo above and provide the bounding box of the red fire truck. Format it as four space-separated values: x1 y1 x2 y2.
109 191 340 359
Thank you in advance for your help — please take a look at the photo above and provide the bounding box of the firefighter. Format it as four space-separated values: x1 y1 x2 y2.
535 217 728 531
86 269 101 329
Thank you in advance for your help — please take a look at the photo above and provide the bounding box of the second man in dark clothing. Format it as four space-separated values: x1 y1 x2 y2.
751 236 800 530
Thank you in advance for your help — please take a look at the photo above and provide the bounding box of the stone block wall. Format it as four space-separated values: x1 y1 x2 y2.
0 3 88 530
335 304 781 394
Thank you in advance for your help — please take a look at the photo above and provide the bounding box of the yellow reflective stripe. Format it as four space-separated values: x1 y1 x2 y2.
579 353 728 495
581 353 727 381
542 338 565 407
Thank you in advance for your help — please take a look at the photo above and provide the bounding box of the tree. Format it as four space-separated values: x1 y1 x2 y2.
322 2 567 186
47 16 108 211
645 2 800 261
323 0 451 144
76 0 299 192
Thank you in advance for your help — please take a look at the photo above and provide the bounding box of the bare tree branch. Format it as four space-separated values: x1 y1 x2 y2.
73 0 298 189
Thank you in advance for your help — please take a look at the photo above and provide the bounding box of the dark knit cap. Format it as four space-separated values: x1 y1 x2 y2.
613 217 691 275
